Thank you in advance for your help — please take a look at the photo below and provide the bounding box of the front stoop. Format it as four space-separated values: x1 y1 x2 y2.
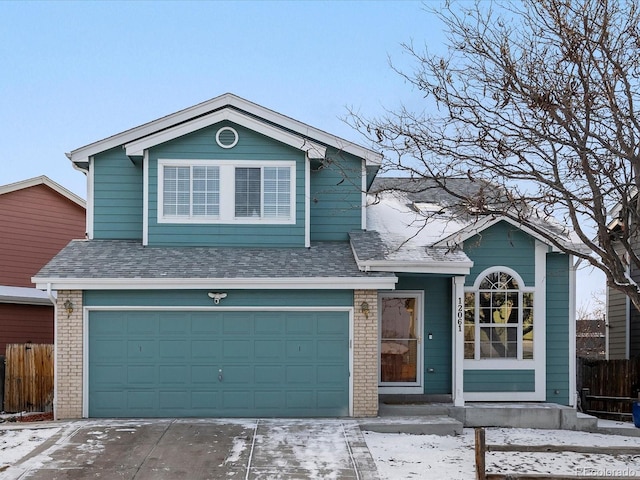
359 415 464 436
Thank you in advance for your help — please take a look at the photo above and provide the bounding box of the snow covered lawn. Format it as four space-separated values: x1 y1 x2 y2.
0 426 60 472
364 427 640 479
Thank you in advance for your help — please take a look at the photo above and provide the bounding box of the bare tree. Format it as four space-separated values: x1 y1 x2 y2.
349 0 640 310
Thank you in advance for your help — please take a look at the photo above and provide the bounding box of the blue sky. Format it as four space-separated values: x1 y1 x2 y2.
0 0 604 309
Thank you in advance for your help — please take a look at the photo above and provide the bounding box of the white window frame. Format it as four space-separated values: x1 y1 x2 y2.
464 266 537 369
157 159 296 225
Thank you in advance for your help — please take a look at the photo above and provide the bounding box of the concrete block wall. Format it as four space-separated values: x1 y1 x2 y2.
55 290 83 419
353 289 379 417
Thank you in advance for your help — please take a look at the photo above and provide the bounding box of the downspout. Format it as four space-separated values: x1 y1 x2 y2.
46 283 57 420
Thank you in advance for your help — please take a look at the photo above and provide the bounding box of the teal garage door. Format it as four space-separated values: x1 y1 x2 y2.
88 310 350 417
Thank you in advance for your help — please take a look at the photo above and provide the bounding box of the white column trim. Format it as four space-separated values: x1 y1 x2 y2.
305 155 311 248
452 276 465 406
143 150 149 246
361 161 367 230
534 240 547 401
568 254 577 407
86 157 94 239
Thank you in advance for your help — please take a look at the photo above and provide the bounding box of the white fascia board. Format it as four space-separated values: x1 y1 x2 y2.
0 285 54 305
33 276 398 291
356 261 472 276
68 93 381 165
433 215 583 254
124 108 326 159
0 175 86 208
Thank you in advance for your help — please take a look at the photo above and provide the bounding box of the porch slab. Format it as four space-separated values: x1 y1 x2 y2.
358 415 463 436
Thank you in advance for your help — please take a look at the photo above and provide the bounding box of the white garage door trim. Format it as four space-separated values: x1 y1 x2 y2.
82 305 354 417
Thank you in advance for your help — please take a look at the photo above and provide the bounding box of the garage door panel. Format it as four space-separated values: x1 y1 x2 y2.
222 339 251 360
127 339 157 360
127 365 156 385
89 310 349 417
254 365 284 383
91 339 126 360
159 365 189 384
254 339 284 359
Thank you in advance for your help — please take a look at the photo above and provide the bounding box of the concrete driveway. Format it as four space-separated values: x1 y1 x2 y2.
8 418 379 479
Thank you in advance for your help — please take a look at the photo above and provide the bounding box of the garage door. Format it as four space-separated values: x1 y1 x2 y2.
88 310 350 417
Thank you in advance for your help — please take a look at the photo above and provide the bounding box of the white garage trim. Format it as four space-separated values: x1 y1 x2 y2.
82 305 354 418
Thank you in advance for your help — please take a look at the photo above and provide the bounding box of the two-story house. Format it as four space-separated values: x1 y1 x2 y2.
34 94 581 419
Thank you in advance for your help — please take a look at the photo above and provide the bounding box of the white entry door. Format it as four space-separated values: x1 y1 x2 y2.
378 292 423 393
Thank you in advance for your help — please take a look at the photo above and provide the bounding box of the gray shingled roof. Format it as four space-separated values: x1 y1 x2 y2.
369 176 580 247
34 240 394 280
349 230 472 264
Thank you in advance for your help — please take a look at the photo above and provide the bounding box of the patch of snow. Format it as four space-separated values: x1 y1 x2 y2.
224 435 247 464
0 427 60 471
364 427 640 480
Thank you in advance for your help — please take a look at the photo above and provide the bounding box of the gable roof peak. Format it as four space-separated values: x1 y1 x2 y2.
67 93 383 167
0 175 85 208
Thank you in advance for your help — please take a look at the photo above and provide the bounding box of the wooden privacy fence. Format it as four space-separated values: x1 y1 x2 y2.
475 428 640 480
578 357 640 419
3 344 54 413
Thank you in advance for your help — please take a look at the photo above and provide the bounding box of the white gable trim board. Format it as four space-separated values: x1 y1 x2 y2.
124 108 327 160
67 93 383 167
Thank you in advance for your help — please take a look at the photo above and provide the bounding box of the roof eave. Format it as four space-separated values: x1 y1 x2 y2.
33 275 398 291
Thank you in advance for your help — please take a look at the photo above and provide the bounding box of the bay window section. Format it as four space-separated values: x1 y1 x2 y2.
464 269 534 361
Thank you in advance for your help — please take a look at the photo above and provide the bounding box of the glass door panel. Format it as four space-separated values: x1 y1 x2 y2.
380 297 419 384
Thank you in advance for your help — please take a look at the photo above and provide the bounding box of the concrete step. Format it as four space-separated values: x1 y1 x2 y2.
359 415 463 436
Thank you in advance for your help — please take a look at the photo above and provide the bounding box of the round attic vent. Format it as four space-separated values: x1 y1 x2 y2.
216 126 239 149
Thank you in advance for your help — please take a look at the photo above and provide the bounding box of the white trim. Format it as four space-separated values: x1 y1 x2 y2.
462 262 546 402
157 159 297 225
0 175 86 208
0 285 54 305
534 240 547 401
87 158 94 239
452 276 465 406
361 162 367 231
81 305 355 418
68 93 382 166
125 108 326 160
305 156 311 248
626 261 631 359
433 215 587 254
351 247 473 275
34 276 398 291
568 254 577 407
377 291 424 394
143 151 149 246
215 126 239 149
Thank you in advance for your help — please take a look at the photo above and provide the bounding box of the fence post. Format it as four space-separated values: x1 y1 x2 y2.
475 427 486 480
580 387 590 414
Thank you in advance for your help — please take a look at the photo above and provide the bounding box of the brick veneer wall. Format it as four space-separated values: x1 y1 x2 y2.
55 290 83 419
353 289 379 417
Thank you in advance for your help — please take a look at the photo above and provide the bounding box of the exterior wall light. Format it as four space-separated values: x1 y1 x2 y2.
360 301 370 319
63 299 74 317
208 292 228 305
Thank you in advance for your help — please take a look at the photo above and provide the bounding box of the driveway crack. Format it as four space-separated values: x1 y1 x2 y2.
131 419 176 480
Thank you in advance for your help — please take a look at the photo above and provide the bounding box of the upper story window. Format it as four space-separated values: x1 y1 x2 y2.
464 268 534 361
158 159 295 224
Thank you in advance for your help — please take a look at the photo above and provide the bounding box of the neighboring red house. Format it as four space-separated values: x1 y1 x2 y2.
0 176 85 356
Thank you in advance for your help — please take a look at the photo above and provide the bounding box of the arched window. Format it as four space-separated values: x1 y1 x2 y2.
464 268 534 360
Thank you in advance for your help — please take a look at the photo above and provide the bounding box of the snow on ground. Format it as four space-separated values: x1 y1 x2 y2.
3 420 640 479
364 427 640 480
0 426 60 472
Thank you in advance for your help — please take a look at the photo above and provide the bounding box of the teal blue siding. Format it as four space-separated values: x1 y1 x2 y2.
396 275 452 394
464 221 536 286
310 148 363 241
464 370 535 392
93 148 143 239
546 253 570 405
84 289 353 307
147 121 306 247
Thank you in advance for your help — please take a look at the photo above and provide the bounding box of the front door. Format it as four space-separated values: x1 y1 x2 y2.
378 292 423 393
